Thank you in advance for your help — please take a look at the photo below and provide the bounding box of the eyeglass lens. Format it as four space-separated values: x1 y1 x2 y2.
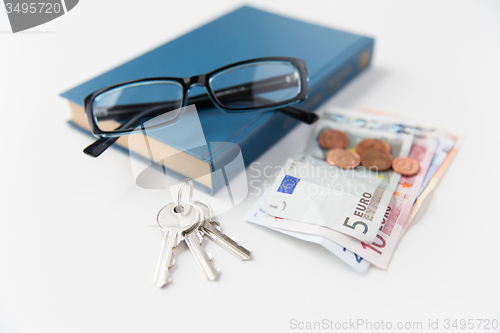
92 80 184 133
209 61 301 110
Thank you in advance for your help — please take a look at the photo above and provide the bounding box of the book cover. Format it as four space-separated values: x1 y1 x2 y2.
61 5 374 194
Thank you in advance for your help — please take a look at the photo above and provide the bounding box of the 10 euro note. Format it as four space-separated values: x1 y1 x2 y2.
349 135 438 268
318 107 460 267
354 133 459 268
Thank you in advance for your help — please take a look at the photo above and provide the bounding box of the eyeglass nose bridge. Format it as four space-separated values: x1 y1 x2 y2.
182 74 220 110
183 74 208 88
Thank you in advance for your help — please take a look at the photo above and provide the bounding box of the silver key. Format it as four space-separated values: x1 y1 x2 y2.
154 201 199 288
183 205 218 281
195 201 251 261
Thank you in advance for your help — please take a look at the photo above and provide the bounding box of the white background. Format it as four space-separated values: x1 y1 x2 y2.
1 1 500 332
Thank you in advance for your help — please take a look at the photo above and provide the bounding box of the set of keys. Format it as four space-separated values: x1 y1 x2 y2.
154 178 251 287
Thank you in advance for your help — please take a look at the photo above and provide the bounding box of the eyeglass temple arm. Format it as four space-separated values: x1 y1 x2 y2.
187 93 317 124
251 96 318 124
83 136 119 158
95 95 317 126
84 104 171 157
280 105 317 124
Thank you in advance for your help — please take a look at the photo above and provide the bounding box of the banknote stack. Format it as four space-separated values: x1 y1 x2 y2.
245 107 460 274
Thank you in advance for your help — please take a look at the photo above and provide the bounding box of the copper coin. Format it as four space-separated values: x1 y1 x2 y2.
392 157 420 177
318 129 350 149
325 149 361 169
356 139 391 157
361 149 393 171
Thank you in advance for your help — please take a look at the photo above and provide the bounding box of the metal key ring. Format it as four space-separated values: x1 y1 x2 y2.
176 178 193 213
194 200 213 220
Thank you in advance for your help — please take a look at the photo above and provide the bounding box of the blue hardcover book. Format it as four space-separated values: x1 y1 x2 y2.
61 6 374 194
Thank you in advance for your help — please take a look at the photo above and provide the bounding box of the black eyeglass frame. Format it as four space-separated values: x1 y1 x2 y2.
83 57 309 137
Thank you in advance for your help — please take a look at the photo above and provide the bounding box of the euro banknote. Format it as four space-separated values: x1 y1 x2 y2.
263 135 436 269
262 125 413 243
245 188 371 274
263 107 458 268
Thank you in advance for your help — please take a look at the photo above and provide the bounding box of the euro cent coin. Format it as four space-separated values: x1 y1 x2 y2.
318 129 350 149
325 149 361 169
355 139 391 157
361 149 393 171
392 157 420 177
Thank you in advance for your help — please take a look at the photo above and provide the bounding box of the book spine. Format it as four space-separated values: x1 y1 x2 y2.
209 37 375 193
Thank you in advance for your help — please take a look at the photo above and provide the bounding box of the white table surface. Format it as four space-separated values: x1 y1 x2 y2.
1 1 499 332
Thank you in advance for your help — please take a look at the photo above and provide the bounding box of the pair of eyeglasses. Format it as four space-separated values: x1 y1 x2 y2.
83 57 318 157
